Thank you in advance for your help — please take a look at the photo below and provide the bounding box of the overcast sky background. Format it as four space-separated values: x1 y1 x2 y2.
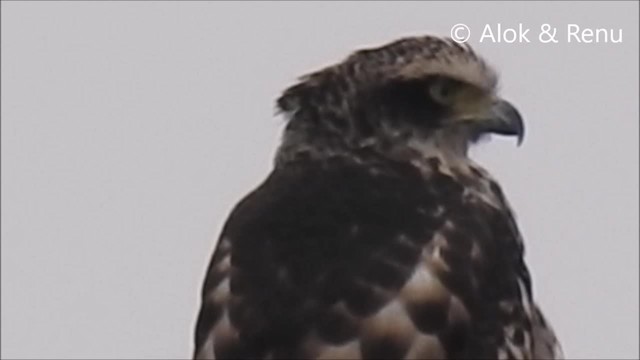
2 2 638 359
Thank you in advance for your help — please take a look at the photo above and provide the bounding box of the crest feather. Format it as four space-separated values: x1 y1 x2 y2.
277 35 498 114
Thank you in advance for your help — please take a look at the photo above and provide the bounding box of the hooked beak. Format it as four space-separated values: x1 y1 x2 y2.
480 99 525 146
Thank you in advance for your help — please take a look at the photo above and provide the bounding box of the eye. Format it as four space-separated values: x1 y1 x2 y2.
429 78 457 105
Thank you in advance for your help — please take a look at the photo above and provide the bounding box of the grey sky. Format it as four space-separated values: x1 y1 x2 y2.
2 2 638 359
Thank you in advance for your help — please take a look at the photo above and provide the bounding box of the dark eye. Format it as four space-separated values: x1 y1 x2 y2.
429 78 457 105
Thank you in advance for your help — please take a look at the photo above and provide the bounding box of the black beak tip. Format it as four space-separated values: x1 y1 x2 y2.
517 132 524 146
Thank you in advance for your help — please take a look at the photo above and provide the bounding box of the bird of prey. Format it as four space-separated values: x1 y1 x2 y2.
193 35 563 360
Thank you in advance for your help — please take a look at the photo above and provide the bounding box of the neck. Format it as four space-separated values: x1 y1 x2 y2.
275 122 474 170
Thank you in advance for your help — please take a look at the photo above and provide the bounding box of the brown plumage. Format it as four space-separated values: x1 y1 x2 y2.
193 35 563 359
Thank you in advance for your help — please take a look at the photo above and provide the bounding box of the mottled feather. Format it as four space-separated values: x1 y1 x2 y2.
194 35 562 360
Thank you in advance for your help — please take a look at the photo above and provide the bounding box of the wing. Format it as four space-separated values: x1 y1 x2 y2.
193 155 444 359
193 155 560 359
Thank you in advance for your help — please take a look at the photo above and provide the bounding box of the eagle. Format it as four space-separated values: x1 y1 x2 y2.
193 35 563 360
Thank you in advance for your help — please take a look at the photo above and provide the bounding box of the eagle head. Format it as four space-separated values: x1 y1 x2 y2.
276 36 524 161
